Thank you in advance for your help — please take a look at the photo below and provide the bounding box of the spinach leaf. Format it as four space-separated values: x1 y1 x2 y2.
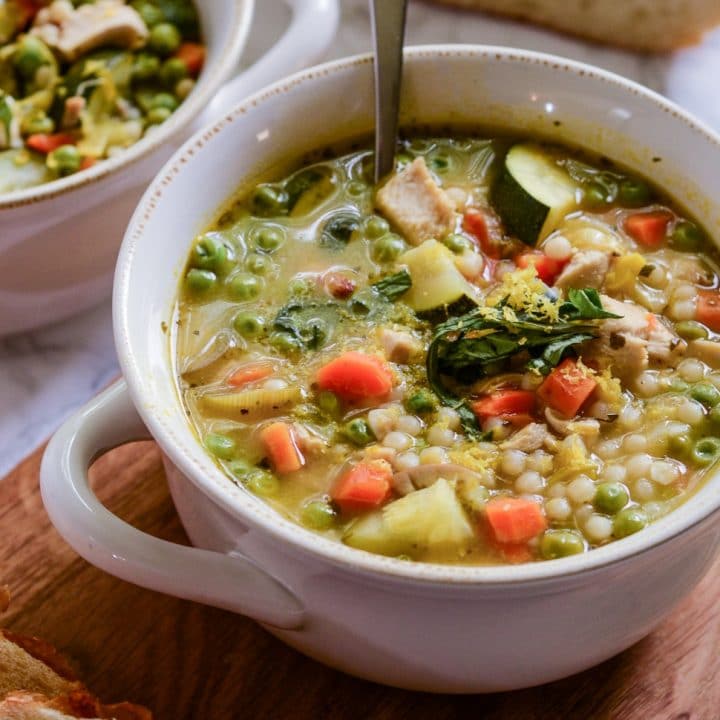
371 270 412 301
273 301 342 350
320 211 361 251
560 288 620 320
285 168 326 211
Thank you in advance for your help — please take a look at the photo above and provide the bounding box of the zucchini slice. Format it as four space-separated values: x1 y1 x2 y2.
491 143 579 246
400 239 478 314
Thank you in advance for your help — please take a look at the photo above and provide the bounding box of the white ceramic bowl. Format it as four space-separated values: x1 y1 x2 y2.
41 47 720 693
0 0 339 337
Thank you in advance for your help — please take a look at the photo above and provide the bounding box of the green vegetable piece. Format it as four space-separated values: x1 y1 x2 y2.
204 432 236 460
132 0 164 27
185 268 216 293
233 311 265 338
20 111 55 136
406 390 437 414
613 506 648 538
253 225 285 252
13 36 51 80
690 382 720 408
675 320 708 341
269 331 302 355
146 106 172 125
227 273 262 301
427 152 453 174
373 233 406 262
320 211 361 250
191 234 231 274
245 469 280 496
668 377 689 393
669 433 693 456
47 145 81 176
442 233 473 254
365 215 390 239
149 22 181 56
318 390 340 415
583 181 611 209
560 288 621 320
593 482 629 515
540 530 586 559
160 57 188 86
709 405 720 428
670 221 704 253
132 52 160 81
691 437 720 467
301 500 337 530
273 300 340 350
150 91 178 111
618 177 652 207
371 269 412 301
251 185 288 217
246 252 272 275
284 167 326 210
343 418 375 446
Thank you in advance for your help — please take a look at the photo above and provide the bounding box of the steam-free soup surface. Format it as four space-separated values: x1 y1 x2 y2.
175 136 720 565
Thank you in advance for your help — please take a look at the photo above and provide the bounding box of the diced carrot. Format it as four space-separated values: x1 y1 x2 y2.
79 156 96 171
316 352 393 402
228 362 274 387
463 208 505 259
537 358 597 418
624 210 673 247
174 42 206 76
331 461 392 513
696 290 720 332
260 421 305 475
472 389 536 421
503 413 534 428
26 133 76 154
485 497 547 545
515 252 567 285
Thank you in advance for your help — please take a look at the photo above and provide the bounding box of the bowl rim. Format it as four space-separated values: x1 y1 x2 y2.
0 0 253 211
116 44 720 586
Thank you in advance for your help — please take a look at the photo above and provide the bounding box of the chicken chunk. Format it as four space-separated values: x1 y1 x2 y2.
375 157 456 245
554 250 610 291
584 294 685 380
378 327 423 364
500 422 551 452
32 0 148 62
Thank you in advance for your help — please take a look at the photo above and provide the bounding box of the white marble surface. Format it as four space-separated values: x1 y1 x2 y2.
2 0 720 477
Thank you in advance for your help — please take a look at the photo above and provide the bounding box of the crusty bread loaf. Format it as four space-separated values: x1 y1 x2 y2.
427 0 720 52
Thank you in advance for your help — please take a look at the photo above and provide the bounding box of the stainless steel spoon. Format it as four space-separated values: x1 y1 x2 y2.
370 0 409 184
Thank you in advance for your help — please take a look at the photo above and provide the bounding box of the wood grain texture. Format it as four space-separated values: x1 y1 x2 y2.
1 441 718 719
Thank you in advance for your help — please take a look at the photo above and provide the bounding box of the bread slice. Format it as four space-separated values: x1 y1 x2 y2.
427 0 720 52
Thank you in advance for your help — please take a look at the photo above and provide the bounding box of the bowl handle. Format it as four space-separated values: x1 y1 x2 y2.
196 0 340 126
40 381 305 631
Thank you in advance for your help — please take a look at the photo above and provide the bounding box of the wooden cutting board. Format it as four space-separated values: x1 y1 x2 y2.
1 440 718 719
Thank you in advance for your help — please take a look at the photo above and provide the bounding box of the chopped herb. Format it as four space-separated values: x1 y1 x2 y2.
371 269 412 301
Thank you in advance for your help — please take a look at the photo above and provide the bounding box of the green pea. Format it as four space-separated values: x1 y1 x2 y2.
583 181 610 208
20 111 54 136
150 92 178 111
373 233 406 262
690 382 720 408
669 433 693 456
405 390 437 414
364 215 390 239
246 252 272 275
204 432 236 460
132 52 160 81
288 276 313 296
245 469 280 496
191 234 230 273
253 225 285 252
132 0 164 27
442 233 473 254
233 311 265 338
300 500 337 530
175 77 195 100
251 185 288 217
593 482 629 514
185 268 216 293
343 418 374 446
346 180 368 197
149 22 181 56
613 506 648 538
427 153 453 174
47 145 81 176
670 221 704 253
227 273 262 301
618 177 652 207
675 320 709 341
540 530 586 559
13 36 49 80
691 437 720 467
318 390 340 415
269 331 302 355
160 57 188 86
146 106 172 125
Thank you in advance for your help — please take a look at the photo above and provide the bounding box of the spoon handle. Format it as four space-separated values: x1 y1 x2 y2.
371 0 409 184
